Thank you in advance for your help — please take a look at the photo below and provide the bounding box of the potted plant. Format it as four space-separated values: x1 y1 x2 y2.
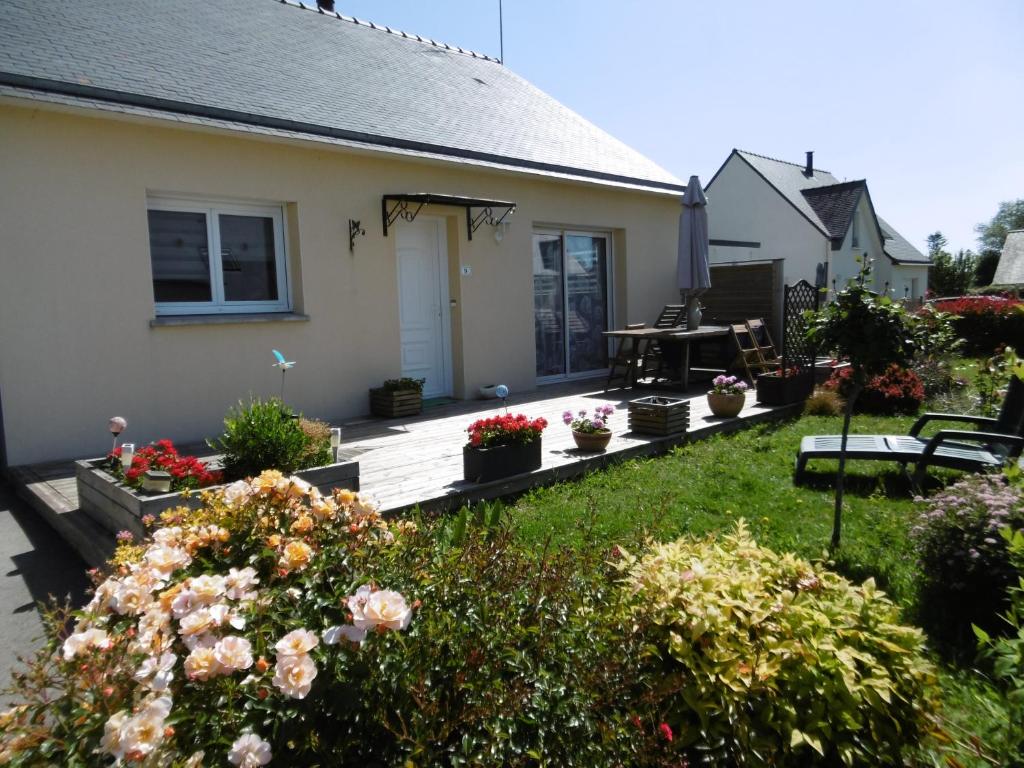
370 377 425 418
562 404 615 452
463 413 547 483
755 366 814 406
707 375 749 418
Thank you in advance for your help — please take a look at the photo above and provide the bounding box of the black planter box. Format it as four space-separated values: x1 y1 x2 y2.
463 439 542 483
628 396 690 436
756 371 814 405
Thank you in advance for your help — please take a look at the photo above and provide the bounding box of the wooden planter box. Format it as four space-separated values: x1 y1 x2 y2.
76 458 360 539
628 396 690 436
463 439 542 483
756 371 815 405
369 388 423 418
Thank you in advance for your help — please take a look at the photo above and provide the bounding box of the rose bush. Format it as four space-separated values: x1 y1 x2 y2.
824 363 925 415
930 295 1024 355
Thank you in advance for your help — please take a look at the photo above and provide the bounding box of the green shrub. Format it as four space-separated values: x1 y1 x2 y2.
913 473 1024 656
975 526 1024 765
619 522 939 767
210 397 330 480
931 296 1024 356
378 377 425 392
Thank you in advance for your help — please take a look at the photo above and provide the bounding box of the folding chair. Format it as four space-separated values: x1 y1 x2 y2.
730 323 778 382
641 305 687 381
745 318 781 368
605 322 647 390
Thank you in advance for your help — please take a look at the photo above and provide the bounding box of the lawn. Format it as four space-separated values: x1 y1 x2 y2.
502 408 1014 766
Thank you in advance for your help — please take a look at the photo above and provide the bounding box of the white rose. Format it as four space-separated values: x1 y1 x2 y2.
144 545 192 578
184 646 224 681
352 589 412 632
222 480 252 508
62 628 110 660
274 628 319 656
119 696 172 757
322 625 367 645
272 653 317 699
189 575 227 604
134 651 176 691
151 526 183 546
225 567 259 601
214 636 253 671
100 710 128 758
228 732 272 767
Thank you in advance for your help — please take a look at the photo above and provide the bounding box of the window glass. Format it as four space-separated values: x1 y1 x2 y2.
148 209 212 303
219 214 278 302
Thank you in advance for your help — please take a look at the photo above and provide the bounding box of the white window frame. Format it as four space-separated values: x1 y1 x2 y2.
147 195 290 316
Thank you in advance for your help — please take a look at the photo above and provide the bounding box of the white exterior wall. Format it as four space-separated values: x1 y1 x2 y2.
707 155 828 287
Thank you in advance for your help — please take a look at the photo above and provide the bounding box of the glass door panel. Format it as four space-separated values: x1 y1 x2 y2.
533 233 565 377
565 234 609 374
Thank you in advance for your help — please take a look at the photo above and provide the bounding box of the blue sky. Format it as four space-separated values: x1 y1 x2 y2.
333 0 1022 255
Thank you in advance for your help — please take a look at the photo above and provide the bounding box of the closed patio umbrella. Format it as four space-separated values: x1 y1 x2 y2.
677 175 711 328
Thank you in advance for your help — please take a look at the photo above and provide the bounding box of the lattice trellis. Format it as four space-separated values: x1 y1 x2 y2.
782 280 821 371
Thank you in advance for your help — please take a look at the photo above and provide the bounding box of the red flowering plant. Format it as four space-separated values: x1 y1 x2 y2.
930 295 1024 355
762 366 804 378
824 363 925 415
107 439 222 492
466 414 548 448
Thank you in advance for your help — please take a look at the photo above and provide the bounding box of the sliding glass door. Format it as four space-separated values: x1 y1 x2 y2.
533 230 612 380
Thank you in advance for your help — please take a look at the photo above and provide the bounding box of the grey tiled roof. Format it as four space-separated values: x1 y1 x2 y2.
878 216 930 265
801 181 866 241
0 0 683 191
993 231 1024 284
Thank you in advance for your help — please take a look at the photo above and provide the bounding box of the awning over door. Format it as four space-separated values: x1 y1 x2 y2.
382 194 516 240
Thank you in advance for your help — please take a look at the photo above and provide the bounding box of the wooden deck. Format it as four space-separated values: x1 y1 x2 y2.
7 381 800 566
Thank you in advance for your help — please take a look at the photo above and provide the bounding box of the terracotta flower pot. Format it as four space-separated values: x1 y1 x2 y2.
572 429 611 452
707 391 745 418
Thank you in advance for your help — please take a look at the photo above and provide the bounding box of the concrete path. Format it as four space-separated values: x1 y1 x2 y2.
0 481 89 702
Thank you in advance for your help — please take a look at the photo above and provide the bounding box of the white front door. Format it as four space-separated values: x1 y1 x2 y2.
396 218 452 398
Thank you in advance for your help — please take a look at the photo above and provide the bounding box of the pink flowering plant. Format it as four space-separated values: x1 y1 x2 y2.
710 375 749 395
912 472 1024 655
563 403 615 434
0 471 417 766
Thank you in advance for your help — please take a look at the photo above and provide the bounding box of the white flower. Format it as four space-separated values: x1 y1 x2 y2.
151 526 183 547
100 710 129 758
272 653 317 699
275 628 319 656
225 567 260 601
323 625 367 645
109 576 153 616
286 477 313 497
184 646 224 681
189 574 227 604
118 695 172 757
144 545 192 578
223 480 252 508
134 651 176 691
350 588 412 632
178 607 219 639
62 628 111 660
214 636 253 671
228 732 272 767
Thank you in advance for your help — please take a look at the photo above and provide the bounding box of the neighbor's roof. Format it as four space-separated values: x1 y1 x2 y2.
708 149 928 263
993 230 1024 284
0 0 683 193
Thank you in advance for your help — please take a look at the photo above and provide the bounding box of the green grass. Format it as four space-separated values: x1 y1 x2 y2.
494 407 1013 766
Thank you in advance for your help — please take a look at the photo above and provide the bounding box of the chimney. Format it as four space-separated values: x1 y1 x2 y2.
804 151 814 176
316 0 335 11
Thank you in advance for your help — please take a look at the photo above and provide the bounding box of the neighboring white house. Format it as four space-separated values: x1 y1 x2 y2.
702 149 930 329
993 230 1024 285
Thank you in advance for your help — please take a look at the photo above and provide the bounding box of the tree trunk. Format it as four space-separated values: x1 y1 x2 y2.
832 383 862 551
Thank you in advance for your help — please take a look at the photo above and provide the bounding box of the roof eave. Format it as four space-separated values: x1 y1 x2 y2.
0 72 686 194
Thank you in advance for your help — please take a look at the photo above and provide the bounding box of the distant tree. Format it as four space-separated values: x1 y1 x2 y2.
975 199 1024 285
926 231 948 258
928 242 976 297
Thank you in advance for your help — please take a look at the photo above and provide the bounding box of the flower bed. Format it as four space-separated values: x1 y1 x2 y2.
930 295 1024 355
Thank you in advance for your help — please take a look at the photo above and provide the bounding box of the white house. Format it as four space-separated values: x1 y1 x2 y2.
702 149 930 329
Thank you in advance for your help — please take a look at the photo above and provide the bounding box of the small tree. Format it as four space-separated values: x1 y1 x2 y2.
808 260 917 549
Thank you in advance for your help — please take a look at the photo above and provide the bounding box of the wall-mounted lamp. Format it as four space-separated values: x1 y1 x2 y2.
349 219 366 253
493 221 511 243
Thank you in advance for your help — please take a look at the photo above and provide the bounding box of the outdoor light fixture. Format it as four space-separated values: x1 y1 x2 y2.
142 470 172 494
120 443 135 470
330 427 342 462
493 221 510 243
109 416 127 452
349 219 366 253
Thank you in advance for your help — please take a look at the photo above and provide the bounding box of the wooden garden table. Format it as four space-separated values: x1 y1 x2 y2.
602 325 730 391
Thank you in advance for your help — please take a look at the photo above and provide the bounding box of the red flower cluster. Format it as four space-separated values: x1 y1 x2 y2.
108 439 221 492
466 414 548 448
824 364 925 415
931 295 1020 317
765 366 804 379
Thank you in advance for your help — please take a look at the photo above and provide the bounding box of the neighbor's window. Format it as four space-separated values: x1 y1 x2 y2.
851 214 860 249
147 197 289 315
